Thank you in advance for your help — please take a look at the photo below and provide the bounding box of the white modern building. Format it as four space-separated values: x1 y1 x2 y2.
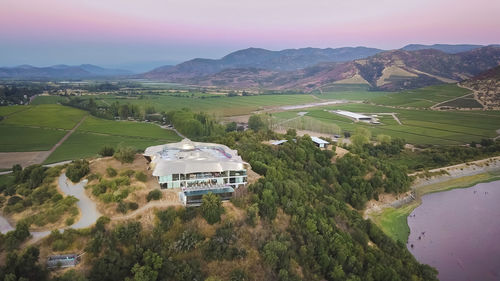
144 139 249 206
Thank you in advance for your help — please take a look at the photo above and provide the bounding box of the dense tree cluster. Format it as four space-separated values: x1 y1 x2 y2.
66 160 90 182
211 130 436 280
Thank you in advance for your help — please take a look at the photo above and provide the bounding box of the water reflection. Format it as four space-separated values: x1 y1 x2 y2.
408 181 500 281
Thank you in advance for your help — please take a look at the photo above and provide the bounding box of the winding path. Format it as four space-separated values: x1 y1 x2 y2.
0 173 101 242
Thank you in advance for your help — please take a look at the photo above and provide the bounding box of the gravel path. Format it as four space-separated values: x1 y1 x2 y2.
58 173 101 229
0 173 100 242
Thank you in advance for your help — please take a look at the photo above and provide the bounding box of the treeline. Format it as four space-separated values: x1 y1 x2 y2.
383 139 500 171
0 83 48 105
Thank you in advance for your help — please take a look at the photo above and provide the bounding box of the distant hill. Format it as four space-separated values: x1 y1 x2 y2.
400 44 485 54
143 47 384 80
0 64 132 79
462 65 500 109
142 46 500 92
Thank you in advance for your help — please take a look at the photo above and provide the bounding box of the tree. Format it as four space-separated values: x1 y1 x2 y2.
225 122 237 132
376 134 391 144
200 193 224 224
351 127 371 149
262 240 288 270
246 203 260 226
128 250 162 281
260 189 277 220
114 146 136 163
248 115 266 131
66 160 90 183
99 146 115 157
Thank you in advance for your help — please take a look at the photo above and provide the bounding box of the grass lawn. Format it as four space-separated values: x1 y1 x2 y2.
0 124 67 152
78 116 181 140
44 131 173 164
1 104 87 129
0 105 30 116
371 171 500 243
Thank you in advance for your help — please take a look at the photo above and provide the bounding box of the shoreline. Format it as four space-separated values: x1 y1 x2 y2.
364 156 500 243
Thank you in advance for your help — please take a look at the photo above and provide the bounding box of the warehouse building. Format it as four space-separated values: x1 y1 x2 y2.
332 110 374 122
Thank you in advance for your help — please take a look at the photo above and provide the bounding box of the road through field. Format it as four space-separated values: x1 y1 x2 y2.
0 115 88 169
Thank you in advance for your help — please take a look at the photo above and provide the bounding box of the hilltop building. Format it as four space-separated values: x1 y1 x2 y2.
144 139 248 206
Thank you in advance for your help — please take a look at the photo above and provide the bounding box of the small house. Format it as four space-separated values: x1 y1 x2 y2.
310 136 329 148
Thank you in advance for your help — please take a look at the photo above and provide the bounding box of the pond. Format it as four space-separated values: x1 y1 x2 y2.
407 180 500 281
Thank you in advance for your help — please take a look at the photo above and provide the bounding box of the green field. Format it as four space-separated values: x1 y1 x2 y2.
0 105 30 116
302 103 500 145
437 94 483 108
44 131 178 164
78 116 181 140
1 104 87 129
31 95 69 105
368 84 471 108
0 125 67 152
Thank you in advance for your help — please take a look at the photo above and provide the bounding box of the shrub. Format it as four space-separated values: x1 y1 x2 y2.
127 202 138 210
117 201 139 214
65 217 75 226
147 189 162 202
99 145 115 157
120 169 135 178
87 173 101 181
113 146 136 163
7 195 23 206
135 171 147 182
66 160 90 183
246 203 260 226
106 167 117 177
117 201 128 214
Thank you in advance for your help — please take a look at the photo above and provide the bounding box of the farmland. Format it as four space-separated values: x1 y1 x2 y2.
36 92 319 116
78 116 180 139
273 102 500 145
368 84 471 108
1 104 87 129
0 125 66 152
44 131 173 164
0 103 182 166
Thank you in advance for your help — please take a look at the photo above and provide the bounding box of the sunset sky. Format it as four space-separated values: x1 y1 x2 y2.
1 0 499 70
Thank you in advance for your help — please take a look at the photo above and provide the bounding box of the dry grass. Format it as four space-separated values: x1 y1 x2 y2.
86 155 182 219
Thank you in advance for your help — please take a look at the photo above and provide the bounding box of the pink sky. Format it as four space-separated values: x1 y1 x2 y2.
1 0 499 67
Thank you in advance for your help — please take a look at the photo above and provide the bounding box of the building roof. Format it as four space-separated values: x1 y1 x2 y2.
47 254 79 268
144 139 248 176
271 140 288 145
334 110 372 120
310 136 329 144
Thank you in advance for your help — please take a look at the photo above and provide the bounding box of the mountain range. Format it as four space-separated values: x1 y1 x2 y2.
0 64 132 79
1 44 499 92
143 45 500 91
